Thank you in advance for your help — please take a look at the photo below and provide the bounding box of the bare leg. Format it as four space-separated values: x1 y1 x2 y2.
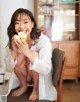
28 51 39 101
29 71 39 101
12 63 28 97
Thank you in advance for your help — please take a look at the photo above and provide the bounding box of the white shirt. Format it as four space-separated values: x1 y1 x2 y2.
4 33 57 100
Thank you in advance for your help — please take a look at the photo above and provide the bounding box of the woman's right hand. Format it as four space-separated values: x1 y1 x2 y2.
11 35 18 53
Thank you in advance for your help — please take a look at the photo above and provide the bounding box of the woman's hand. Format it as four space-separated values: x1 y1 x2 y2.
14 38 30 56
12 36 18 53
14 39 38 64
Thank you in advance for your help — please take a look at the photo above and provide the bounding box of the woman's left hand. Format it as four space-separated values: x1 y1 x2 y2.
14 39 30 56
14 39 38 64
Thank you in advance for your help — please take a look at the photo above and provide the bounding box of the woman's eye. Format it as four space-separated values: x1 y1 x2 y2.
24 21 28 23
15 22 20 25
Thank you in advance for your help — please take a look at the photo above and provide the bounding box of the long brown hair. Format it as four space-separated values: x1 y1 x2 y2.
7 8 41 49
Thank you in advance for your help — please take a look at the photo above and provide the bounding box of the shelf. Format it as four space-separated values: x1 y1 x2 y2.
39 1 80 5
35 0 80 40
39 13 80 16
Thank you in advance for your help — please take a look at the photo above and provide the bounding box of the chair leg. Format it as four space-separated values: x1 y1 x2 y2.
57 92 62 102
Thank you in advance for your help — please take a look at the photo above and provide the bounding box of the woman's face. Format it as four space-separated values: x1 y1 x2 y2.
15 13 34 37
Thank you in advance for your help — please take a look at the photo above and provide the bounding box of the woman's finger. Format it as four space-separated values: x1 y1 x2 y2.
14 40 22 48
14 39 27 50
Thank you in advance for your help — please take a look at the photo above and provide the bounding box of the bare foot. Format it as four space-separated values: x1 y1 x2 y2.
12 86 27 97
29 90 38 101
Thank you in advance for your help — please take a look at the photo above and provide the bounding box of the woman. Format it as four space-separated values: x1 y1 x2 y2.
5 8 57 101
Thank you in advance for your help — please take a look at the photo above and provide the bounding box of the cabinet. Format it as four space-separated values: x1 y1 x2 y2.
52 41 80 81
34 0 80 41
59 41 79 80
79 44 80 77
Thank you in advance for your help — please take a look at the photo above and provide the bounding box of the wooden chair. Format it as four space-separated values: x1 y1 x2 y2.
7 48 65 102
52 48 66 102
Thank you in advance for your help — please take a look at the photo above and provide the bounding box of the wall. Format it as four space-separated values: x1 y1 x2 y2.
0 0 34 68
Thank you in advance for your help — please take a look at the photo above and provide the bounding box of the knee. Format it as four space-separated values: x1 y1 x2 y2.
32 51 38 57
14 64 20 72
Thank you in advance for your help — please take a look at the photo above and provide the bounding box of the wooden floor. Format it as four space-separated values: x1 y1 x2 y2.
62 79 80 102
0 79 80 102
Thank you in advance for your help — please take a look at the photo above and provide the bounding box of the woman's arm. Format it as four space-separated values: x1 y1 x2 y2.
14 37 52 75
14 39 35 63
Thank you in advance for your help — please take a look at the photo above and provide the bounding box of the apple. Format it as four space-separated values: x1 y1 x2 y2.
18 32 27 41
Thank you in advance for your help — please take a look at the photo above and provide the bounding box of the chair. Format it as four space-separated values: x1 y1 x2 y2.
7 48 65 102
52 48 65 102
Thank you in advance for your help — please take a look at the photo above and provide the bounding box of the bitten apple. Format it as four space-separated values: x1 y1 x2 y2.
18 32 27 41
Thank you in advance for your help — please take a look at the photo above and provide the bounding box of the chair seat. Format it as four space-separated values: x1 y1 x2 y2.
8 87 32 102
7 87 51 102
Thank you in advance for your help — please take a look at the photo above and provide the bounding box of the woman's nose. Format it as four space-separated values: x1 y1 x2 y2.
20 23 24 29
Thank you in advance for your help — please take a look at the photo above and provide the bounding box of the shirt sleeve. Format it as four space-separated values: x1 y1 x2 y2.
30 36 52 75
4 47 17 72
